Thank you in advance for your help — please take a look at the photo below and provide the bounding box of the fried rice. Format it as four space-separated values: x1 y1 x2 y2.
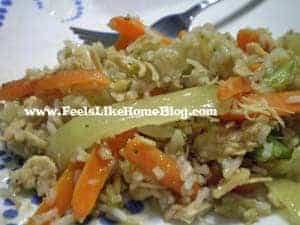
1 16 300 225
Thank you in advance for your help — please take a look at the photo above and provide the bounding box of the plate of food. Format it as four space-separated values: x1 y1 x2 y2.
0 0 300 225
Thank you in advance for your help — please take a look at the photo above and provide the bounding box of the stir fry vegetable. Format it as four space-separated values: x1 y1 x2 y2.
264 60 296 90
72 146 114 221
3 12 300 225
108 16 172 49
109 16 145 49
223 90 300 121
27 162 84 225
254 136 293 162
237 29 260 52
121 137 185 194
47 85 218 171
0 70 110 101
104 129 137 156
254 91 300 116
48 81 300 171
217 76 252 100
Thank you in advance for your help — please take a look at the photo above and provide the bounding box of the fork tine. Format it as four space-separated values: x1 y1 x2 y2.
70 27 118 47
76 33 117 47
71 27 101 35
70 27 118 39
77 33 102 42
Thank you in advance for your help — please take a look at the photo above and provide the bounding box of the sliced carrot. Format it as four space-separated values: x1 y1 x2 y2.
27 162 84 225
109 16 145 41
237 29 271 52
0 70 109 101
121 137 196 195
109 16 145 50
218 76 252 101
114 35 133 50
71 130 136 220
109 16 172 49
0 79 34 102
71 146 114 221
254 91 300 116
237 29 260 52
104 129 137 156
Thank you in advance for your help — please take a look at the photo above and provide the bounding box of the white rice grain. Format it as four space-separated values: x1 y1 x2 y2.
152 166 165 180
98 146 113 160
51 213 75 225
286 95 300 104
221 157 242 179
32 208 58 225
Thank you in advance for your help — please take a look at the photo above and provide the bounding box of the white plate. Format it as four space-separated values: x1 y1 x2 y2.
0 0 298 224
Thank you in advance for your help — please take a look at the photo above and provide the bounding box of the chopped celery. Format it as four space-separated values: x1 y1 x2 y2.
264 60 296 90
47 85 218 171
266 179 300 225
255 137 292 162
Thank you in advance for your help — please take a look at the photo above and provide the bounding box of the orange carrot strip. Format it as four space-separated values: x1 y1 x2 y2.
254 91 300 116
121 137 188 195
27 162 83 225
114 35 133 50
0 70 109 101
104 129 137 156
109 16 145 50
237 29 271 52
109 16 172 49
71 129 136 221
0 79 35 101
109 16 145 41
71 146 113 221
218 76 252 101
237 29 260 51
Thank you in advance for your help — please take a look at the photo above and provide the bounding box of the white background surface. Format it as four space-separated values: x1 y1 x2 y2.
0 0 297 224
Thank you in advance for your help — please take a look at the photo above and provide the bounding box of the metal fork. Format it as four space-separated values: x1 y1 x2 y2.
71 0 222 46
